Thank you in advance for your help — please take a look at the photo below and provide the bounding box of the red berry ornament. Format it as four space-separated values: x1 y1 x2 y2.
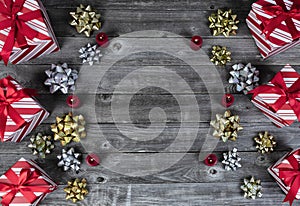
221 94 234 108
204 154 218 166
96 32 109 47
66 95 81 108
86 153 100 167
190 35 203 51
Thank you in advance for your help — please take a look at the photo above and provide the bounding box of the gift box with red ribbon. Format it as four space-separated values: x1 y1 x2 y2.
246 0 300 59
0 158 57 206
268 148 300 205
248 64 300 128
0 0 60 65
0 76 49 142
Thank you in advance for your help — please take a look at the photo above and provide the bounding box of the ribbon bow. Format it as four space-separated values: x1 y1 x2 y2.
0 76 36 141
248 71 300 122
277 152 300 205
261 0 300 41
0 0 42 65
0 169 53 206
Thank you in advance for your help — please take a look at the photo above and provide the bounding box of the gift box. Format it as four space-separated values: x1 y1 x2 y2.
0 158 57 206
268 148 300 205
0 76 49 142
0 0 60 65
246 0 300 59
248 64 300 128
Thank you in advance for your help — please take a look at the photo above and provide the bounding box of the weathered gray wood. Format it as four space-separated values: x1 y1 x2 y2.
41 0 252 11
45 9 251 37
2 37 299 69
1 0 300 205
39 182 285 206
29 94 298 125
0 151 289 184
0 63 291 95
0 122 298 153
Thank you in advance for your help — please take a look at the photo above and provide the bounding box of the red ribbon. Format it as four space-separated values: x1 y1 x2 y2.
0 0 43 65
0 168 53 206
261 0 300 42
248 71 300 122
0 76 36 141
277 152 300 205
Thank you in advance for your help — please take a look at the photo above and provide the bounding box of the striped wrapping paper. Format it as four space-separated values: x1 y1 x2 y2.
0 0 59 64
268 148 300 200
250 64 300 127
0 158 57 206
1 76 49 142
246 0 300 59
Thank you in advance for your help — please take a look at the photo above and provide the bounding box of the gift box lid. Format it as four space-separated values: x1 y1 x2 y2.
268 148 300 201
249 64 300 127
0 157 57 206
0 76 50 142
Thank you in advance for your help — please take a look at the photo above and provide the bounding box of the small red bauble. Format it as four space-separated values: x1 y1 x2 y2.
204 154 218 166
96 32 109 47
86 153 100 167
66 95 81 108
190 35 203 51
221 94 234 108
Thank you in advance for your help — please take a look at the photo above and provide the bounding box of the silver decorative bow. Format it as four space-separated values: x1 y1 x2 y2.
79 43 102 65
57 148 81 173
222 148 242 171
44 63 78 94
228 63 259 94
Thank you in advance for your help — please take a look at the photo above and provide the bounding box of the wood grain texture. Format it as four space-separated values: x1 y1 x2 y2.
0 0 299 205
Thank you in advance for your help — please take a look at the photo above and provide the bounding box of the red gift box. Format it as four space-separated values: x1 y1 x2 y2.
248 64 300 128
0 0 60 65
0 76 49 142
0 158 57 206
246 0 300 59
268 148 300 205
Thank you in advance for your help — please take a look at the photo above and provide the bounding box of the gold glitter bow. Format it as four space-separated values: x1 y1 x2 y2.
208 9 239 37
51 112 86 146
64 178 88 203
210 45 231 66
241 176 263 199
254 131 276 153
210 110 243 142
28 133 55 158
70 4 101 37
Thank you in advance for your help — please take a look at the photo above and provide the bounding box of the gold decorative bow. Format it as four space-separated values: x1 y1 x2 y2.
210 45 231 66
51 112 86 146
254 131 276 153
28 133 55 158
70 4 101 37
64 178 88 203
210 110 243 142
208 9 239 37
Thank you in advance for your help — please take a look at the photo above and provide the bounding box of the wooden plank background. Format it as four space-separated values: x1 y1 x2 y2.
0 0 299 205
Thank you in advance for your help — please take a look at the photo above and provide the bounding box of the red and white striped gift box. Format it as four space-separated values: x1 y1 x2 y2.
246 0 300 59
0 76 49 142
249 64 300 128
0 0 60 65
268 148 300 203
0 158 57 206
